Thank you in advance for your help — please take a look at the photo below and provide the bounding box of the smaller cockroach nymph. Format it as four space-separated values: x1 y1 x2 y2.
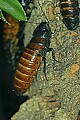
60 0 79 30
13 22 58 95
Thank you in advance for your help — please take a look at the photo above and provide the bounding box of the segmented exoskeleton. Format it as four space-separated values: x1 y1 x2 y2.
13 22 57 95
60 0 79 30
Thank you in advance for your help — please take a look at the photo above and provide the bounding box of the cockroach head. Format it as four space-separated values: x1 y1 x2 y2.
33 22 52 39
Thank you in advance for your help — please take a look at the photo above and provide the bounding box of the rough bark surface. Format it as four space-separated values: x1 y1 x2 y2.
12 0 80 120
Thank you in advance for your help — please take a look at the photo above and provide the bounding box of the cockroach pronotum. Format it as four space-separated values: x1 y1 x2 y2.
13 22 57 95
60 0 79 30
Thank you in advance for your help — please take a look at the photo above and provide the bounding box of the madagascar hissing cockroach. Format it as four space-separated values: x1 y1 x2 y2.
60 0 79 30
13 22 57 95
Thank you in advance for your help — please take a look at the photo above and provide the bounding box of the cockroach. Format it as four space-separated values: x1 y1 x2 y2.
60 0 79 30
13 22 57 95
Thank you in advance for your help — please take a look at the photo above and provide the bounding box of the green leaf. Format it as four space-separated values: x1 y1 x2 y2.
0 0 27 21
0 9 9 23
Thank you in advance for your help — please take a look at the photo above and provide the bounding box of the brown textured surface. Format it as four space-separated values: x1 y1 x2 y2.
3 13 19 41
